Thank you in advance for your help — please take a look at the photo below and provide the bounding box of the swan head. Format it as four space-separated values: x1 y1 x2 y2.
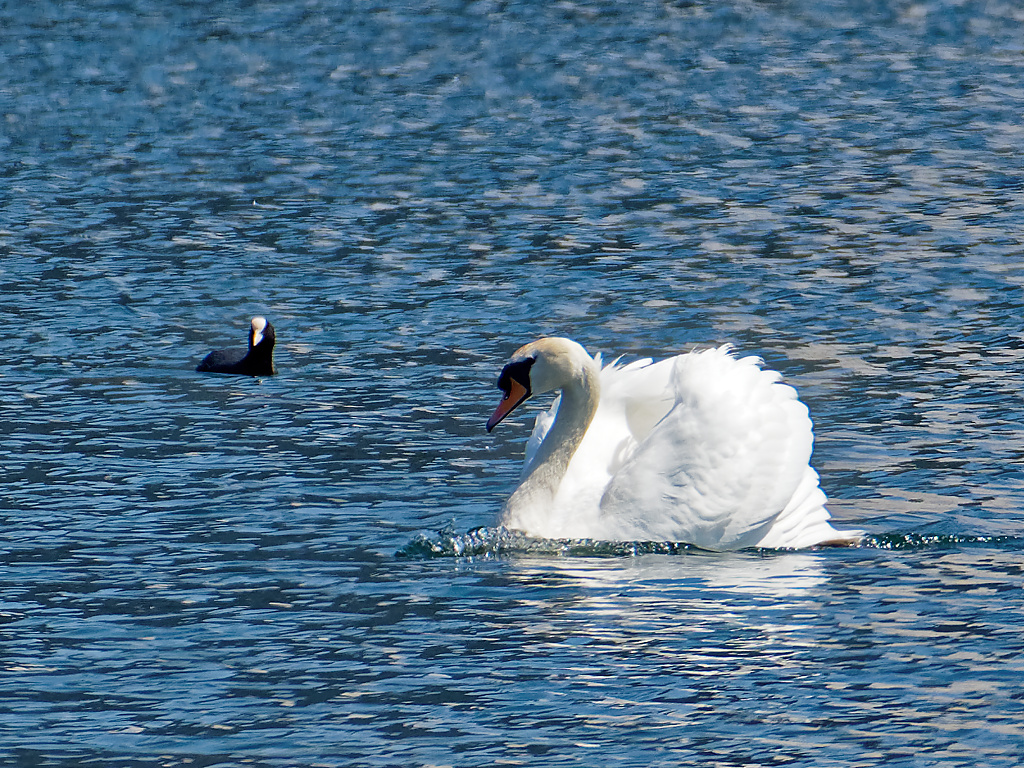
486 337 594 432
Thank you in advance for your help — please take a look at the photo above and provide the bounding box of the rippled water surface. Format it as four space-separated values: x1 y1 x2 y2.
3 0 1024 765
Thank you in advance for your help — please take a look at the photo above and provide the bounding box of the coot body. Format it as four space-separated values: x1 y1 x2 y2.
196 316 276 376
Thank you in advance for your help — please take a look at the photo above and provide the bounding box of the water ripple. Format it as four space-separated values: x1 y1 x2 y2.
3 0 1024 765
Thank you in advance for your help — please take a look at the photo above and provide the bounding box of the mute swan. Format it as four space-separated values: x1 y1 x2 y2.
196 316 277 376
486 337 862 550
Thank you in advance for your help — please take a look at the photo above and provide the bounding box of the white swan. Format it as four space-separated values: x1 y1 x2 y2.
486 338 862 550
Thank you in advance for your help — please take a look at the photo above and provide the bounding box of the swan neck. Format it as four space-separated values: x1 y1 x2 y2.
506 361 600 516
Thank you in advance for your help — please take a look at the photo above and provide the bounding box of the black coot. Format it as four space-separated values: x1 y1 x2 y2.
196 316 276 376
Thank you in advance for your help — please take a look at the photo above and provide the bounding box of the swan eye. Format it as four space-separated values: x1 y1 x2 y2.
488 357 535 432
497 357 535 399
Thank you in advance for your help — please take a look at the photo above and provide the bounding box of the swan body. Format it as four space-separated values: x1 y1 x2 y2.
487 338 862 550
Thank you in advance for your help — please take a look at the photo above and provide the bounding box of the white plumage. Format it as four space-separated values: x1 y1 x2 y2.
487 338 861 550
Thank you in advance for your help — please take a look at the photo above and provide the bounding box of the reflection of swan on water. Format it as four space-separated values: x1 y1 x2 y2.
544 551 829 600
487 338 863 550
686 551 827 597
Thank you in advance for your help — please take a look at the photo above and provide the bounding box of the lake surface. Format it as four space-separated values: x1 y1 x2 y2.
3 0 1024 765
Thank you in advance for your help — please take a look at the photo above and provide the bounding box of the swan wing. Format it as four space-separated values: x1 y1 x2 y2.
599 347 824 550
541 356 677 529
523 395 558 476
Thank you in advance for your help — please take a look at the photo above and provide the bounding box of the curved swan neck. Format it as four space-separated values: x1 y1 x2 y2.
505 353 600 515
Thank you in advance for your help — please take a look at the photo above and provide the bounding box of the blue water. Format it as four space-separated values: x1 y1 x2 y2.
3 0 1024 765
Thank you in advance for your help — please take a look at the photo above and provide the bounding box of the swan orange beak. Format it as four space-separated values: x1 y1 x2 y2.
486 378 530 432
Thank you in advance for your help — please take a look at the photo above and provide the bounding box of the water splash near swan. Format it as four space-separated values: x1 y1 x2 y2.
398 526 1023 559
397 525 702 559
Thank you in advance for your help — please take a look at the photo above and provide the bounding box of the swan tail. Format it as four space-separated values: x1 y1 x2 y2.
752 467 861 548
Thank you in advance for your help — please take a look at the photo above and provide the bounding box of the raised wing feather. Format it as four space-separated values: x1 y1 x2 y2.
532 356 675 532
599 347 821 549
523 396 557 476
